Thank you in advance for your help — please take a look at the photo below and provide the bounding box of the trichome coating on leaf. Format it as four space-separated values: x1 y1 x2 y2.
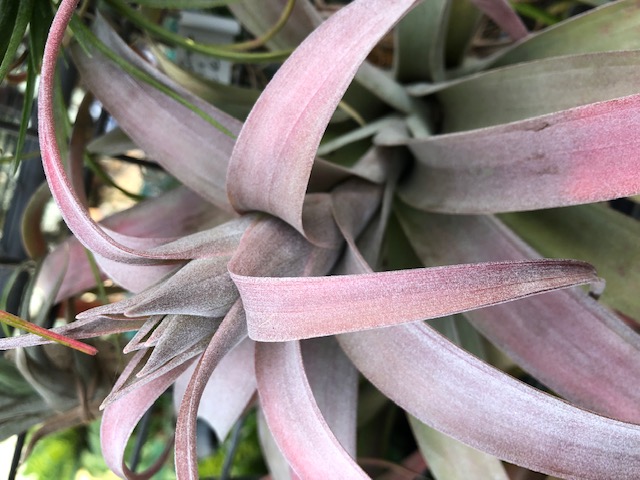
1 0 639 479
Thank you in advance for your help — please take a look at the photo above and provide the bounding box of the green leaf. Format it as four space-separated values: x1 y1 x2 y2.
489 0 640 68
29 0 54 69
104 0 292 62
435 50 640 132
444 0 482 69
500 204 640 320
0 0 34 84
511 2 560 26
12 50 37 172
0 0 20 64
394 0 450 83
22 428 82 480
70 15 236 138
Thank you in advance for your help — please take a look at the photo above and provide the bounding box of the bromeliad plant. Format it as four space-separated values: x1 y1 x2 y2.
2 0 640 477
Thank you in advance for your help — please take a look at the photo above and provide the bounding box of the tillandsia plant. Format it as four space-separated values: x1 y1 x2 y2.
1 0 640 478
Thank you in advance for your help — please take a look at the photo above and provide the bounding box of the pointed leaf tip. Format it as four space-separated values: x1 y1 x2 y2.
234 258 600 341
0 310 98 355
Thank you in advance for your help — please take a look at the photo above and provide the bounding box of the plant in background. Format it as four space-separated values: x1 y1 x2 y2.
1 0 640 478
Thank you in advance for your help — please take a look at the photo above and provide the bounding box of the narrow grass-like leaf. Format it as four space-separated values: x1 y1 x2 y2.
12 51 37 173
105 0 292 62
0 0 19 65
0 316 145 350
229 0 322 51
0 0 33 84
399 94 640 213
152 47 260 120
0 310 96 355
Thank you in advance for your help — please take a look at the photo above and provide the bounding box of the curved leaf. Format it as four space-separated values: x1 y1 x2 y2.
338 323 640 479
396 205 640 423
101 362 190 480
255 341 368 478
490 0 640 68
226 0 418 240
174 303 250 480
431 50 640 132
399 93 640 213
39 0 240 264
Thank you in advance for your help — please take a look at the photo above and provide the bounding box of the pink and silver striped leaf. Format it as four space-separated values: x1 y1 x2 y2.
255 340 368 478
398 93 640 214
338 323 640 479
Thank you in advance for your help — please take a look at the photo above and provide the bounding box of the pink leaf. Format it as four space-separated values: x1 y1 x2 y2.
338 323 640 478
174 305 255 479
397 206 640 423
73 15 242 208
233 258 600 341
399 93 640 213
226 0 418 237
77 256 238 320
0 316 144 350
38 0 240 264
101 362 191 479
255 341 368 478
